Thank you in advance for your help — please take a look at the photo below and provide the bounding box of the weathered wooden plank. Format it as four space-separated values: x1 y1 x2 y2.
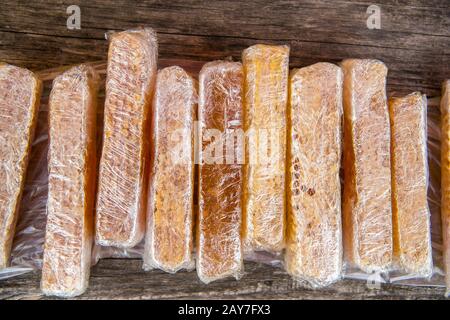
0 31 107 70
0 30 446 96
0 0 448 97
0 1 448 45
0 259 446 299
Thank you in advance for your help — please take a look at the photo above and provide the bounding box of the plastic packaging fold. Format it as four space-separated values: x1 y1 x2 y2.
441 80 450 297
286 63 343 287
341 59 393 273
197 61 244 283
41 65 99 297
242 44 289 254
96 28 158 248
389 92 433 278
143 66 197 273
0 63 42 269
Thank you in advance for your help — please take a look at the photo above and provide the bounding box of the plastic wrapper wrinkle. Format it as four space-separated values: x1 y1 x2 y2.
440 80 450 296
341 59 393 273
0 63 42 269
41 64 99 297
95 28 158 248
242 44 289 254
285 63 343 287
197 61 244 283
389 92 433 278
143 66 197 273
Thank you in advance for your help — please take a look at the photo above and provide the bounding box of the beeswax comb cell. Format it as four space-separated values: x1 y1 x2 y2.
285 63 343 287
143 66 197 273
41 65 99 297
0 63 42 269
341 59 393 273
242 44 289 253
96 28 158 248
441 80 450 297
389 92 433 277
197 61 244 283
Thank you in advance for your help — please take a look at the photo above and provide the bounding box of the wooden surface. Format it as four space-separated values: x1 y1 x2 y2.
0 0 449 300
0 259 447 300
0 0 449 96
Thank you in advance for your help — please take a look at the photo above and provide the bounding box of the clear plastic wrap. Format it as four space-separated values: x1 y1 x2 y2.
143 66 197 273
426 96 445 277
242 44 289 254
0 59 447 294
440 80 450 297
41 65 99 297
197 61 244 283
95 28 158 248
285 63 343 288
341 59 393 273
389 92 433 278
0 63 42 269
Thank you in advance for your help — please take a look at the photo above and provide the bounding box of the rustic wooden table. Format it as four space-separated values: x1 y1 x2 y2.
0 0 449 299
0 260 447 300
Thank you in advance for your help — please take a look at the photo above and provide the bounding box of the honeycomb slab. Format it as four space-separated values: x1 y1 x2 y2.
41 65 99 297
197 61 244 283
389 92 432 277
285 63 343 287
242 44 289 253
96 28 158 248
441 80 450 297
341 59 392 273
143 66 197 273
0 63 42 269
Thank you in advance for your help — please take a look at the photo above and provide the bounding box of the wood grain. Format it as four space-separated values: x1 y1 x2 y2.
0 0 448 96
0 259 447 300
0 0 449 299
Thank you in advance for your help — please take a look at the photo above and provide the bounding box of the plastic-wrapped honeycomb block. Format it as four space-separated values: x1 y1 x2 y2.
143 66 197 273
41 65 99 297
96 28 158 248
285 63 343 287
389 92 433 277
197 61 244 283
441 80 450 297
242 44 289 253
0 63 42 269
341 59 392 273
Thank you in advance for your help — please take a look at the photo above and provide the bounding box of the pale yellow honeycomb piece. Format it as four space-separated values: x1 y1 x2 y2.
143 66 196 273
285 63 343 287
242 44 289 253
389 92 433 277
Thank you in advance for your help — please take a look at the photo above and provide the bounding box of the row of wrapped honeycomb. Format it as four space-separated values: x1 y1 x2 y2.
0 27 447 297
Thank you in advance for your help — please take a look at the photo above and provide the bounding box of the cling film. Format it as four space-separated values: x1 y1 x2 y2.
0 54 447 293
